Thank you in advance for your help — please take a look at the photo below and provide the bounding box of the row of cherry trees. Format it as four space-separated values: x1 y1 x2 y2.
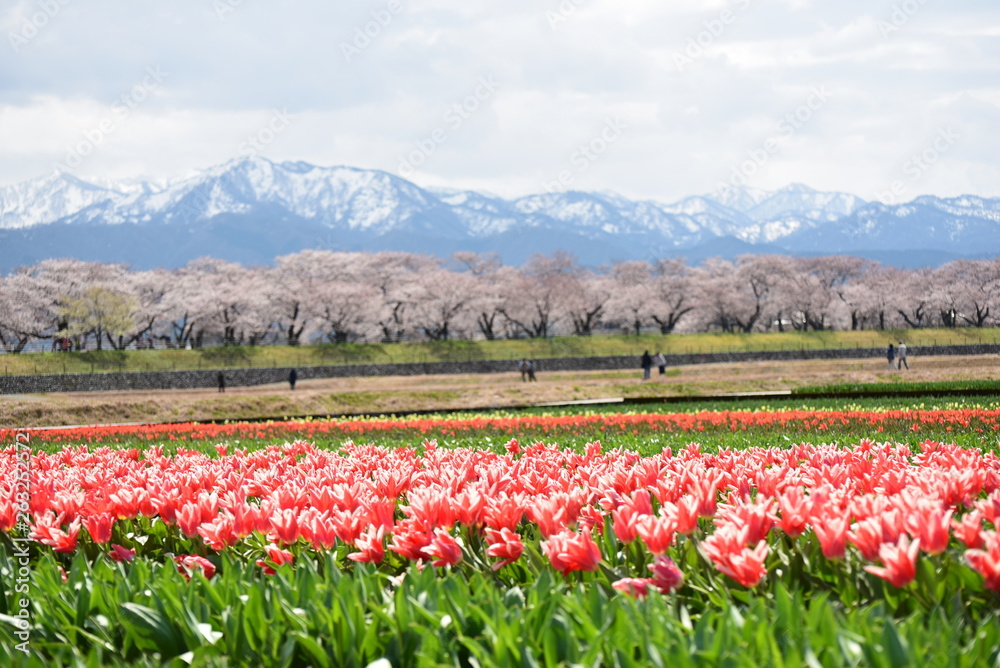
0 251 997 353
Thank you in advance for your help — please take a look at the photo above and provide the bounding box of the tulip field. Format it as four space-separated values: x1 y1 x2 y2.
3 401 1000 666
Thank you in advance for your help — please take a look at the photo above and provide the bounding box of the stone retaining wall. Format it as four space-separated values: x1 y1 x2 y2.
2 344 997 395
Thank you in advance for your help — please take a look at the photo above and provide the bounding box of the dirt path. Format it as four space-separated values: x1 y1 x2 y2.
3 354 998 428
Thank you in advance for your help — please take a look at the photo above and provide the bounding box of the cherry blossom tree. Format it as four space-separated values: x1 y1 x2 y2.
363 252 436 343
3 252 996 349
894 268 935 329
564 270 612 336
798 256 873 331
452 252 504 340
844 265 909 331
30 259 130 350
695 256 782 333
935 259 1000 328
168 258 273 347
498 253 578 338
0 270 53 353
409 267 477 340
604 261 655 335
308 252 382 343
271 250 339 346
60 286 138 352
647 258 696 334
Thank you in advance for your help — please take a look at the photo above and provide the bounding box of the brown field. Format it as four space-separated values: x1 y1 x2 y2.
3 354 999 428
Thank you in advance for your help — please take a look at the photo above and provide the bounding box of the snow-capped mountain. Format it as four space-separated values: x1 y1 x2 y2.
1 157 997 271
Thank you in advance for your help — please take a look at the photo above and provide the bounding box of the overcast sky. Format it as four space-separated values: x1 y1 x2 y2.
1 0 998 203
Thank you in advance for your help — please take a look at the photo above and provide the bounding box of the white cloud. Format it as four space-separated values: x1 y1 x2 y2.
0 0 996 202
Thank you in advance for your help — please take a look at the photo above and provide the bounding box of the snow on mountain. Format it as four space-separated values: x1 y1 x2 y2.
746 184 867 223
0 172 118 229
0 158 997 272
705 184 772 212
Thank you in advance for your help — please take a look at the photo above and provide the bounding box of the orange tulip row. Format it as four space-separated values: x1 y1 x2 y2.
5 406 1000 445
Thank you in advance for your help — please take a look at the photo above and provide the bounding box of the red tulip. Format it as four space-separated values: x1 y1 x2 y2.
485 527 524 570
952 511 985 550
541 531 601 576
636 515 676 555
812 513 849 560
109 544 136 562
848 518 885 561
613 578 654 599
965 534 1000 593
905 503 952 555
83 513 115 544
864 535 920 589
649 555 684 594
269 508 301 546
175 554 216 580
256 544 294 575
348 526 386 564
776 487 810 538
175 504 203 538
389 520 433 562
716 542 770 588
424 528 463 568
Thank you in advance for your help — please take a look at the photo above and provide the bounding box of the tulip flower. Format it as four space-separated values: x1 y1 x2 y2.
613 578 654 599
175 555 216 580
864 536 920 589
649 555 685 594
83 513 115 545
109 544 136 563
965 534 1000 593
485 527 524 570
424 528 463 568
541 531 602 576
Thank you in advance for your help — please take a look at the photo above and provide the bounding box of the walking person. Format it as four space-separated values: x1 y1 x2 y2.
217 371 226 393
526 360 537 382
897 341 908 370
518 359 528 382
886 343 895 371
641 350 653 380
289 368 298 390
654 351 667 376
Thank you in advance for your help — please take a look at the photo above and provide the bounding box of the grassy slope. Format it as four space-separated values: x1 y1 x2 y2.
2 327 998 377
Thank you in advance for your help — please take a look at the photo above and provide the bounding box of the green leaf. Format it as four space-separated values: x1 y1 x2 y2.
882 620 911 668
291 631 331 668
120 602 186 658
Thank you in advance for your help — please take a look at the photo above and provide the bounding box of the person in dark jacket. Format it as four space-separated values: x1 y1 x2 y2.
218 371 225 393
289 368 298 390
886 344 895 371
641 350 653 380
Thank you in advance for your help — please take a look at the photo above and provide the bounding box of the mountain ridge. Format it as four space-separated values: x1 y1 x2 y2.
1 157 997 271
